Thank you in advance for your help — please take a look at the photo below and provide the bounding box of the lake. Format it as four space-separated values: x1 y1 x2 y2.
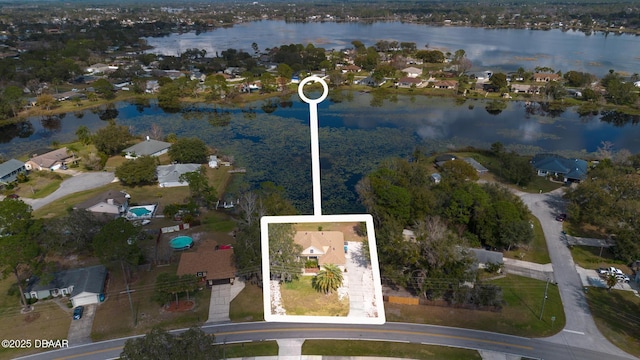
3 93 640 214
145 20 640 77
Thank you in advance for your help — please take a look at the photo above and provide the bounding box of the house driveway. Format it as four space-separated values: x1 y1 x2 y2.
23 171 116 210
67 304 96 345
344 242 375 318
206 278 244 323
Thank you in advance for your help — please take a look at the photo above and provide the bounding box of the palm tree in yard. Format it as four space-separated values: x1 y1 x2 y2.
312 264 343 294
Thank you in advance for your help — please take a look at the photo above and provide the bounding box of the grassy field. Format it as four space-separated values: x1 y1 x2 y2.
0 277 71 360
280 277 349 316
229 283 264 322
91 264 211 341
302 340 481 359
385 275 565 337
586 288 640 357
222 341 279 357
570 245 631 273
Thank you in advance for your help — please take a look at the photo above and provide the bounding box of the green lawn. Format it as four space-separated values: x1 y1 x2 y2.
302 340 481 359
385 275 565 337
221 341 278 357
229 282 264 322
586 288 640 357
280 277 349 316
504 215 550 264
570 245 630 272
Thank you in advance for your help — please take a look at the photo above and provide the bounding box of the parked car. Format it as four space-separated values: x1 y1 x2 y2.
616 274 630 283
73 306 84 320
555 213 567 222
7 194 19 199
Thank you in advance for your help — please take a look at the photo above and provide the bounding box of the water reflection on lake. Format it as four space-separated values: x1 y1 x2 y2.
2 94 640 213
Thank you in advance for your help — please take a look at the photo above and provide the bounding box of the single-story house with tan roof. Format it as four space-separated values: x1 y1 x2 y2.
433 80 458 89
177 247 236 286
294 231 346 271
25 147 76 171
533 73 561 82
397 77 423 88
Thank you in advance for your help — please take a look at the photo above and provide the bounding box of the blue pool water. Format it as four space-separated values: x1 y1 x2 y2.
129 208 151 216
169 236 193 250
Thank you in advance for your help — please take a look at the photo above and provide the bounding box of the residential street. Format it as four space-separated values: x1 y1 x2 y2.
516 188 636 359
21 171 115 210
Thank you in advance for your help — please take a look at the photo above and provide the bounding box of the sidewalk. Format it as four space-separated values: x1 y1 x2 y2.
503 258 555 282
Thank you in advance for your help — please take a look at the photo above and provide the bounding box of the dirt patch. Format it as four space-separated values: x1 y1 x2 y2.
163 300 195 312
24 312 41 323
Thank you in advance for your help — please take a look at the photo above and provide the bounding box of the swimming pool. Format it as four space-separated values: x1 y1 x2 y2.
129 208 151 216
169 236 193 250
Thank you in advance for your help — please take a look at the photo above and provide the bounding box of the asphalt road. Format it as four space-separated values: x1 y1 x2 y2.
14 322 636 360
22 171 115 210
517 188 636 359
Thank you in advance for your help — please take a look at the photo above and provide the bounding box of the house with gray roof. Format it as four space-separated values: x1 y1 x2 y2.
157 163 201 187
123 137 172 159
75 189 130 217
468 248 504 272
24 265 107 307
0 159 26 185
530 154 588 182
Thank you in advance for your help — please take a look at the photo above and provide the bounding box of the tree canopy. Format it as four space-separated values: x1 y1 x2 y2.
93 120 133 156
168 137 208 164
116 156 158 186
357 154 533 300
268 223 302 282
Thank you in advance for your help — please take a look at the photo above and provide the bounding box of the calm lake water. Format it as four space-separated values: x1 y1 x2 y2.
2 94 640 213
145 20 640 77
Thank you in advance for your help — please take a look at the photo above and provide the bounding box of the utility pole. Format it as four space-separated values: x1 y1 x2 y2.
121 261 136 326
540 278 550 320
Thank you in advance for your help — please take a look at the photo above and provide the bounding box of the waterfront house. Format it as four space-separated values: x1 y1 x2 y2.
433 80 458 89
530 154 587 182
25 147 75 171
397 77 423 88
0 159 26 185
123 137 171 159
533 73 561 82
157 163 201 187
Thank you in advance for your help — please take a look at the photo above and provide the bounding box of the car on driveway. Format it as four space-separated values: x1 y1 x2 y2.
7 194 19 199
73 306 84 320
555 213 567 222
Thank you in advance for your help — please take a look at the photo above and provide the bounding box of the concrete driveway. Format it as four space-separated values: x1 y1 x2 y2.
22 171 115 210
67 304 96 346
517 188 636 359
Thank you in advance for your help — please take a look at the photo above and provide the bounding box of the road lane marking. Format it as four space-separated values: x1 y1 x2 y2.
216 327 535 351
562 329 585 335
54 346 123 360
